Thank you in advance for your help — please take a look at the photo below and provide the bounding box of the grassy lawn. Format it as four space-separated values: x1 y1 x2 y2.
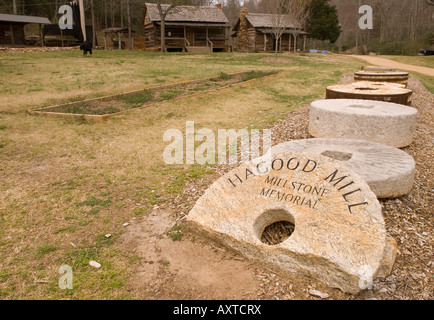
0 50 374 299
414 73 434 94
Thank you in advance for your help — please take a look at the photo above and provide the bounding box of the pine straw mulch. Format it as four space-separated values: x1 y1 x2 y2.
168 73 433 300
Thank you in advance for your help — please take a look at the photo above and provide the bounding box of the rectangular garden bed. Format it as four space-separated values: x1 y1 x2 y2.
28 70 279 122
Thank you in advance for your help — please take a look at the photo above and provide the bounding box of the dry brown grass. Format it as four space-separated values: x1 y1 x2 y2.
2 50 429 300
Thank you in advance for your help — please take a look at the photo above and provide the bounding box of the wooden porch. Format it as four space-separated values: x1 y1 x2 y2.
145 23 228 52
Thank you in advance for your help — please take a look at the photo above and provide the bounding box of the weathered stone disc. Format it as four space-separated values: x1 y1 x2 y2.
355 71 409 87
271 138 415 199
309 99 418 148
326 81 412 105
187 151 395 294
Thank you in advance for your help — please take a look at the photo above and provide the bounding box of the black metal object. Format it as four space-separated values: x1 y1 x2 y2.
419 49 434 56
80 40 93 55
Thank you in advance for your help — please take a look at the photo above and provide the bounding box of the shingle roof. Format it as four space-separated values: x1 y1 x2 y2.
145 2 229 24
246 13 301 29
0 13 50 24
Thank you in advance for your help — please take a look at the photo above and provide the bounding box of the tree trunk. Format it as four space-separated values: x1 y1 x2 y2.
91 0 96 48
161 17 166 53
120 0 124 28
275 36 279 57
13 0 17 14
127 0 133 50
104 0 108 29
53 0 59 23
111 0 115 28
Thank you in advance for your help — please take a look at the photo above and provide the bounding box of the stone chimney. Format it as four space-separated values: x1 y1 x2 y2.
215 4 222 10
237 8 250 52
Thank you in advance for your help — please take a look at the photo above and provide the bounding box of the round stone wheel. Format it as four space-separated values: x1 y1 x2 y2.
326 81 412 105
308 99 418 148
354 71 409 87
271 138 416 199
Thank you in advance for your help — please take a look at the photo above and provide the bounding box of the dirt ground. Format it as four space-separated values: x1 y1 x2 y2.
119 73 433 300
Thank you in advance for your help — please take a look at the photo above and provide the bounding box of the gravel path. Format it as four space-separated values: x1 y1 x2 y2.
352 55 434 76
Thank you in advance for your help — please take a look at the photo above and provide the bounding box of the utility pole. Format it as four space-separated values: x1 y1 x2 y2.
78 0 86 41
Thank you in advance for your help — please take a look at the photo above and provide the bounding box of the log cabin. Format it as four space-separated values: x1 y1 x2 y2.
0 13 50 46
232 8 308 53
143 3 230 52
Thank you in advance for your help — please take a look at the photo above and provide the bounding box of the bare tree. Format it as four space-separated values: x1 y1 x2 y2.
286 0 311 53
222 0 242 26
154 0 189 53
261 0 311 56
260 0 291 56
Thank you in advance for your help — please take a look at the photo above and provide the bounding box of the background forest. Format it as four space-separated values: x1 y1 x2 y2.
1 0 433 55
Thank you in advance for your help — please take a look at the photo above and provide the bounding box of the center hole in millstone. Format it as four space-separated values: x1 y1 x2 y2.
355 87 378 91
261 221 295 246
321 150 353 161
254 209 296 246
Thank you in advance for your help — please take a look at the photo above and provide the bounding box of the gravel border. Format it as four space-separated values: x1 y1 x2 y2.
173 73 433 300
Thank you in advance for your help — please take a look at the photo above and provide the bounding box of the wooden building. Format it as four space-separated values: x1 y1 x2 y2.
0 13 50 46
143 3 230 52
232 9 307 53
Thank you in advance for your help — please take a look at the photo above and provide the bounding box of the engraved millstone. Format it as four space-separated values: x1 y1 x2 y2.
187 151 396 294
271 138 415 199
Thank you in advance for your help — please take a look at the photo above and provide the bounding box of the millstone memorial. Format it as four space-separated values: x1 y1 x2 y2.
271 138 415 199
309 99 418 148
187 151 397 294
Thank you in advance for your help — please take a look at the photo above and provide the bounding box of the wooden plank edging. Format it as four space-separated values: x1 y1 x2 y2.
27 71 280 122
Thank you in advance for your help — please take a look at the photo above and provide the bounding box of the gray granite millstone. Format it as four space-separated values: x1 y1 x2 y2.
309 99 418 148
187 151 396 294
271 138 415 199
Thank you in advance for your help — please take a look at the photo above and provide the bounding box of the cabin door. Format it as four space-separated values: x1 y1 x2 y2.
186 27 194 46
